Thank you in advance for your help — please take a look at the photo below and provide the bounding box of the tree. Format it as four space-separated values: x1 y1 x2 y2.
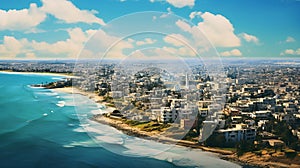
236 141 254 157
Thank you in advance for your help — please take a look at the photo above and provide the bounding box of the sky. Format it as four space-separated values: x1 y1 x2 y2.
0 0 299 60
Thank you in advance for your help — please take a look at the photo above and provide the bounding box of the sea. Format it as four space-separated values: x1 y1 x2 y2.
0 72 241 168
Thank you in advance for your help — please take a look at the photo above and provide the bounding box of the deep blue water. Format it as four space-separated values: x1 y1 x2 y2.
0 72 241 168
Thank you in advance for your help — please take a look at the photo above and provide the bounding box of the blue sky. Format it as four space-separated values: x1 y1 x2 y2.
0 0 299 60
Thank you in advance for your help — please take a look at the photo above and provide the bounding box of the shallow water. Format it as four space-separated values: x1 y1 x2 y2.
0 72 241 168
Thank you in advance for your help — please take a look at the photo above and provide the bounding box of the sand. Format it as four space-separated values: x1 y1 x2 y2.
52 86 300 168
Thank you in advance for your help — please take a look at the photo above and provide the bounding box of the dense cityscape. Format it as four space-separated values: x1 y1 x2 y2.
1 60 300 166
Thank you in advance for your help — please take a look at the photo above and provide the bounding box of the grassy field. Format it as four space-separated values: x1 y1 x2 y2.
125 120 170 132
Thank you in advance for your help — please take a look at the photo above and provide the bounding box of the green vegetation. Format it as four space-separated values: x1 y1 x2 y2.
183 129 198 141
284 149 297 158
106 103 115 107
236 141 255 157
124 120 170 132
264 119 299 151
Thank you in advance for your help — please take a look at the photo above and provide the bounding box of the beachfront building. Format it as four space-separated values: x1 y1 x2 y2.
180 119 195 129
217 124 256 142
160 107 178 123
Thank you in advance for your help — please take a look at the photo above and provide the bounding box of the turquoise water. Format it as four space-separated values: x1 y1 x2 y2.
0 72 241 168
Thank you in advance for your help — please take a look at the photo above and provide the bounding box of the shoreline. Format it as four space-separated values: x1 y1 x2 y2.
51 86 300 168
0 70 79 78
50 86 252 167
52 87 236 154
91 114 234 155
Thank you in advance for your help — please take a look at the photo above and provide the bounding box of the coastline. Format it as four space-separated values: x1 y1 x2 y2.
51 86 251 167
52 87 236 155
51 86 300 168
0 70 79 78
92 114 234 155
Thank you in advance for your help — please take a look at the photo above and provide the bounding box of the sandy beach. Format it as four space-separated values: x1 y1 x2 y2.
92 114 234 155
52 87 234 154
53 87 116 113
0 71 79 78
52 86 300 168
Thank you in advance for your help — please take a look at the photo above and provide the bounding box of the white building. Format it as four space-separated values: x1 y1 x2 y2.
160 107 178 123
251 110 271 119
217 124 256 142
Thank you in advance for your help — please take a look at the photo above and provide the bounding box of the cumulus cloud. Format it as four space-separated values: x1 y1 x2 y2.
0 0 105 31
41 0 105 25
220 49 242 56
0 28 99 59
280 48 300 56
0 36 30 58
176 20 193 33
150 0 195 8
189 11 202 20
164 34 190 47
136 38 156 46
197 12 241 47
166 0 195 8
0 3 46 31
153 46 196 58
68 29 136 59
176 12 241 47
285 36 296 43
240 33 259 44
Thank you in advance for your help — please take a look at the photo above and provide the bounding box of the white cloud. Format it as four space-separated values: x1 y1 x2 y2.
150 0 195 8
175 19 217 50
189 11 202 20
0 28 99 59
81 29 134 59
176 12 241 47
176 20 193 33
220 49 242 56
159 7 173 18
136 38 156 46
166 0 195 8
25 52 37 59
41 0 105 25
240 33 259 44
164 34 189 47
197 12 241 47
280 48 300 56
0 3 46 31
0 0 105 31
0 36 29 58
154 46 196 57
286 36 296 43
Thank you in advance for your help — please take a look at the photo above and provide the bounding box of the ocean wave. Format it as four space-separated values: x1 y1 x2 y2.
74 116 241 168
63 145 75 148
52 77 64 80
56 101 65 107
51 86 241 167
35 91 58 96
90 109 102 115
64 139 99 148
73 127 85 132
27 85 44 89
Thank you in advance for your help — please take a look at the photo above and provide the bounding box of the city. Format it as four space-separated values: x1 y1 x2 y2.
1 59 300 167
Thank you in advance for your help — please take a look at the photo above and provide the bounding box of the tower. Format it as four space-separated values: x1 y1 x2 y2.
185 73 189 90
